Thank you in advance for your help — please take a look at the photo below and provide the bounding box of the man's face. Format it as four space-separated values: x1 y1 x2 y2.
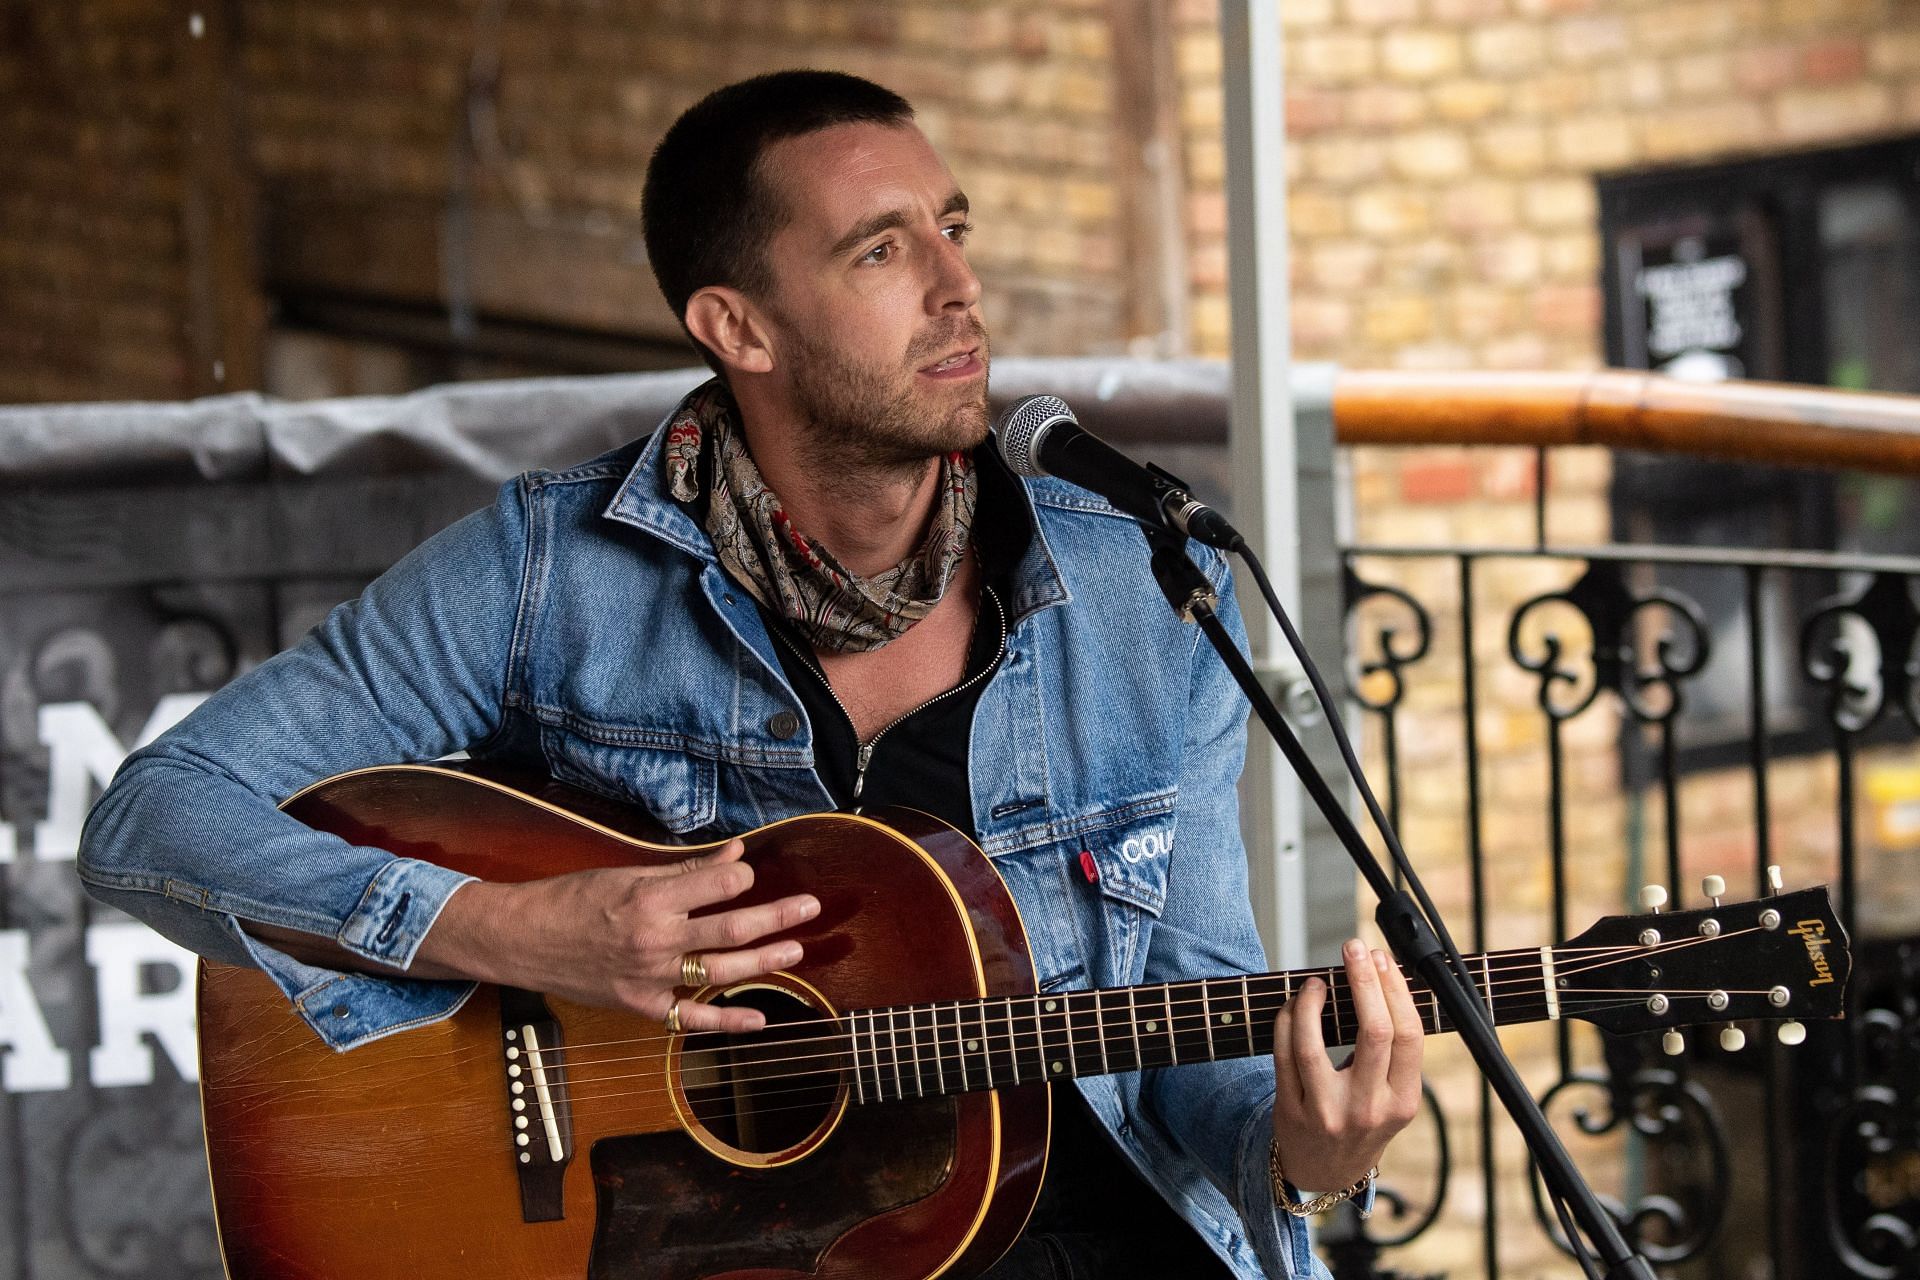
754 121 990 469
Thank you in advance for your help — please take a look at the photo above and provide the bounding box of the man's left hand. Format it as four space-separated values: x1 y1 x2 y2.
1269 938 1425 1193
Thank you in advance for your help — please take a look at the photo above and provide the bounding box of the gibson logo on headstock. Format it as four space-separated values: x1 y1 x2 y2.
1790 919 1836 987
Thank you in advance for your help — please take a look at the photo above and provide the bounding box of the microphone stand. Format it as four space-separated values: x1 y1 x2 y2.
1141 522 1656 1280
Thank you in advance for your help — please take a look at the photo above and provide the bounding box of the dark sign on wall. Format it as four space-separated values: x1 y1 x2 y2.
1629 231 1754 380
0 374 677 1279
1607 204 1784 386
0 492 481 1280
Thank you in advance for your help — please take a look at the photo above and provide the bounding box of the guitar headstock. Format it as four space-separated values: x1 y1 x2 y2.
1556 884 1848 1042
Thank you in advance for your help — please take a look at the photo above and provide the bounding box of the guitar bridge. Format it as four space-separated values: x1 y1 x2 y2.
501 988 574 1222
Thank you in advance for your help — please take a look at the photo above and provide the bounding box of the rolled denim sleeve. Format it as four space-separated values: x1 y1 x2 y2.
1138 559 1335 1279
77 477 532 1049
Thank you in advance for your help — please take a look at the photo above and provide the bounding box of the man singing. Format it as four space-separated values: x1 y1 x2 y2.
80 70 1421 1278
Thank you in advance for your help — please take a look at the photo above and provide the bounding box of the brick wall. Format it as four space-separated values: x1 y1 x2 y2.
1 1 1182 407
0 4 194 402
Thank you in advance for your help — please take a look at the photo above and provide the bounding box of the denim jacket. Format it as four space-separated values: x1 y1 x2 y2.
79 402 1329 1280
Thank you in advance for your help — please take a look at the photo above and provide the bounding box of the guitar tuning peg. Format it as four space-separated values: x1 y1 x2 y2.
1701 875 1725 906
1719 1026 1746 1052
1767 865 1784 895
1640 884 1668 914
1777 1020 1806 1046
1663 1029 1685 1056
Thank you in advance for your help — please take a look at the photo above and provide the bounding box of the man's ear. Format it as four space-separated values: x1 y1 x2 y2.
684 286 774 376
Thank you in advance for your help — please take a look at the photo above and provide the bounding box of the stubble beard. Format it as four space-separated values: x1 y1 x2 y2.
785 319 992 492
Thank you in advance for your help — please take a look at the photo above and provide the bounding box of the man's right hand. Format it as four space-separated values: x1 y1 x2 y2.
420 838 817 1032
253 837 817 1033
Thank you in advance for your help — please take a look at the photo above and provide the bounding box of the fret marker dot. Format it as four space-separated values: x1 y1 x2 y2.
1220 1013 1234 1023
1045 1000 1057 1012
966 1039 979 1051
1052 1061 1063 1074
1145 1021 1159 1033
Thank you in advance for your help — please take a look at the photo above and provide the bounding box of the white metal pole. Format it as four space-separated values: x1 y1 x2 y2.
1221 2 1351 968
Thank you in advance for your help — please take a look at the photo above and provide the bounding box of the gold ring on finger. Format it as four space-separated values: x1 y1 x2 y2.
680 952 710 988
664 999 683 1035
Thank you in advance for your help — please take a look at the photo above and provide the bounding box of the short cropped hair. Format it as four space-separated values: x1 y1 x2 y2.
642 70 915 372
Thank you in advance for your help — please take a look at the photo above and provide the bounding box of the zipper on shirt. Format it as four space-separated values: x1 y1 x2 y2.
769 584 1009 803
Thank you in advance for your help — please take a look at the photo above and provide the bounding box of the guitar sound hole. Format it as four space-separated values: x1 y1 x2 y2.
678 987 844 1157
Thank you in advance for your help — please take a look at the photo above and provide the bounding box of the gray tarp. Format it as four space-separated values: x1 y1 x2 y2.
0 357 1233 487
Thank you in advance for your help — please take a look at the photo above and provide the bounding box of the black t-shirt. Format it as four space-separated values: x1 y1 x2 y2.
757 446 1027 834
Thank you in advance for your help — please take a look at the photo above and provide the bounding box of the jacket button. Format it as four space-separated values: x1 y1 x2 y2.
332 1004 351 1019
767 711 801 740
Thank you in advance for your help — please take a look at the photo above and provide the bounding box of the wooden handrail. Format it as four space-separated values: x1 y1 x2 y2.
1331 370 1920 474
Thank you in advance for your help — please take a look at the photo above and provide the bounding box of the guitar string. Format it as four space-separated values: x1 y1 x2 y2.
541 926 1765 1073
480 932 1777 1103
521 990 1769 1121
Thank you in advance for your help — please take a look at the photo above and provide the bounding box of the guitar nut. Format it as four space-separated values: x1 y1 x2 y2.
1760 909 1781 930
1699 918 1721 938
1647 993 1670 1016
1769 986 1790 1008
1707 990 1729 1011
1639 928 1661 947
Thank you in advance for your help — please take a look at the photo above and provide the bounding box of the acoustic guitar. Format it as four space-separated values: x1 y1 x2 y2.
197 763 1850 1279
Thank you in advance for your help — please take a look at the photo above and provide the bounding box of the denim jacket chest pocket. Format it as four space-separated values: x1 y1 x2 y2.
1076 801 1176 986
538 721 719 835
988 794 1177 992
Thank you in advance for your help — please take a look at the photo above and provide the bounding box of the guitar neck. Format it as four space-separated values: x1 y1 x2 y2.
842 947 1557 1104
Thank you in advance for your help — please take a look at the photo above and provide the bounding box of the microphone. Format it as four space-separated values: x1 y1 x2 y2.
994 395 1244 551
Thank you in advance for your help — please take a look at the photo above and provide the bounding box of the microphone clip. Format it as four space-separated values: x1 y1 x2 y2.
1140 522 1220 625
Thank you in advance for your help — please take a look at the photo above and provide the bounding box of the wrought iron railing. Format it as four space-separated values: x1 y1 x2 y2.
1317 371 1920 1280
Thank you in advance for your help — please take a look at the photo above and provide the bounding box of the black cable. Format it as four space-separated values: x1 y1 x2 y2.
1230 539 1493 1028
1552 1182 1606 1280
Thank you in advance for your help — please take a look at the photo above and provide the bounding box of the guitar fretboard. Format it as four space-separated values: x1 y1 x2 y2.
833 948 1555 1105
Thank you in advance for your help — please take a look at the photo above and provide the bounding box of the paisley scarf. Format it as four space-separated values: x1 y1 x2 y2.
664 380 977 653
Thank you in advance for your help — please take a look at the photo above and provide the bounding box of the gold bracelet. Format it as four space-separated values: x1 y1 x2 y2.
1269 1139 1376 1219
